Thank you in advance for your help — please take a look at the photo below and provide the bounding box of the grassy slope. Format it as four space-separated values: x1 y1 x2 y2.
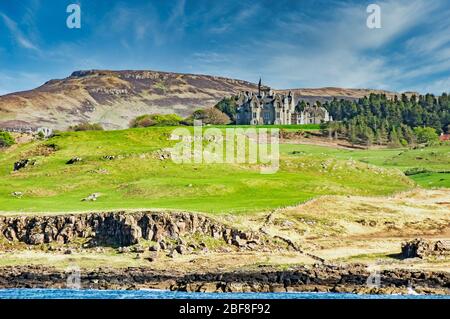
280 144 450 188
0 127 415 214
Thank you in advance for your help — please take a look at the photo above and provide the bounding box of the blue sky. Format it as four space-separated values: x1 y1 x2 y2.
1 0 450 95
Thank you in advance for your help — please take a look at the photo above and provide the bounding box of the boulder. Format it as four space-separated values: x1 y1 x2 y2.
118 247 130 254
167 250 178 258
82 193 100 201
158 240 167 250
66 157 82 165
28 233 45 245
175 244 186 255
131 245 145 253
232 235 247 247
11 191 23 198
14 159 36 171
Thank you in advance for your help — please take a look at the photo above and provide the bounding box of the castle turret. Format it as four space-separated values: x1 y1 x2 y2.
258 77 262 96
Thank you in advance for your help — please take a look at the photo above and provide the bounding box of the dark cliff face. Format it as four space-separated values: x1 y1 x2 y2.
0 211 259 248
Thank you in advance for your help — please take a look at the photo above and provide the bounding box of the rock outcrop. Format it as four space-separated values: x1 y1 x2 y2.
401 238 450 259
0 211 260 248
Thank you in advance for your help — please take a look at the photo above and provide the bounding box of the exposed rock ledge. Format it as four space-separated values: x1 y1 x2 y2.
0 264 448 295
0 211 260 248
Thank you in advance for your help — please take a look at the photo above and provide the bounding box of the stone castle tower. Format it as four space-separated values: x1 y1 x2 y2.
236 79 332 125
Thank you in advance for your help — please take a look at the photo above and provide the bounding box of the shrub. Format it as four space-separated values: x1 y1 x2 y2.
190 107 231 125
400 138 408 147
0 131 15 147
130 114 183 128
37 131 45 139
404 167 430 176
69 122 104 131
413 127 439 145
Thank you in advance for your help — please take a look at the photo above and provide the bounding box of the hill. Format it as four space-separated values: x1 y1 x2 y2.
0 70 415 130
0 127 415 213
0 70 258 130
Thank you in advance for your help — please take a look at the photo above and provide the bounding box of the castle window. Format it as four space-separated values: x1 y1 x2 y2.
253 112 257 118
276 112 280 118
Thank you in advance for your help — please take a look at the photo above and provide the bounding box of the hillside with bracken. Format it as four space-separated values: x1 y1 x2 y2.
0 69 416 130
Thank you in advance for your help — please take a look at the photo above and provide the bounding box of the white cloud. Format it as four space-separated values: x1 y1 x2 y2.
0 13 40 51
410 77 450 95
191 0 450 94
98 0 188 46
209 4 260 34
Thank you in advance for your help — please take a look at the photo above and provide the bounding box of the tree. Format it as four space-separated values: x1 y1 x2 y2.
348 125 358 145
215 98 237 123
323 92 448 145
401 124 416 145
0 131 15 147
388 128 401 147
413 127 439 145
362 126 374 146
190 107 230 125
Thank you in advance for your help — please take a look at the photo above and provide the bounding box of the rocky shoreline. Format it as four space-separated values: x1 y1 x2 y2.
0 211 448 295
0 264 448 295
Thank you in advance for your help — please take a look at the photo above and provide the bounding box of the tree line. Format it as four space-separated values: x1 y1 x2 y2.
321 93 450 146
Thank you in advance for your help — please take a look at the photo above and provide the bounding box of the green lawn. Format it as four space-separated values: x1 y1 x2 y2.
0 127 416 214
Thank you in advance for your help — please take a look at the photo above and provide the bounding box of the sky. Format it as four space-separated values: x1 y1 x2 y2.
0 0 450 95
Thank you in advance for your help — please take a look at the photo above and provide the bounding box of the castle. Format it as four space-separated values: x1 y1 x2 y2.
236 79 332 125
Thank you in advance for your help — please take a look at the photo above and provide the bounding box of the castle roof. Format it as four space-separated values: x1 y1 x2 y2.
302 103 328 116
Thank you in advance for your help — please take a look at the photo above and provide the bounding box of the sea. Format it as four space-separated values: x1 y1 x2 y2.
0 289 449 299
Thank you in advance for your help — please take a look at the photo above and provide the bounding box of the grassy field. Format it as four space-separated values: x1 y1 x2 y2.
280 144 450 188
0 127 416 214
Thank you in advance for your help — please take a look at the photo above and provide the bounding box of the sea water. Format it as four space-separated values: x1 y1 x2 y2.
0 289 449 299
